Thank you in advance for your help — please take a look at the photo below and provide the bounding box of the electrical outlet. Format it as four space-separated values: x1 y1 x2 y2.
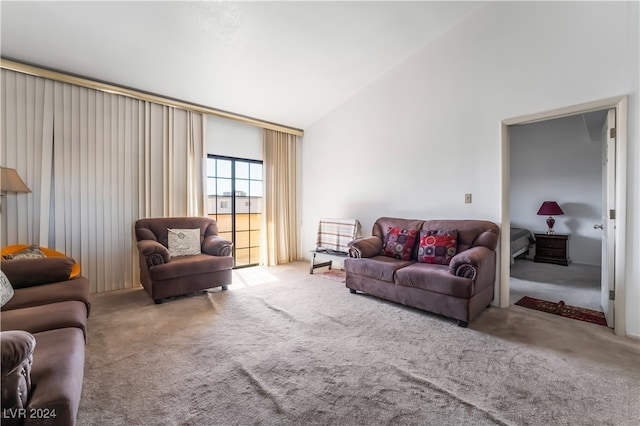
465 193 472 204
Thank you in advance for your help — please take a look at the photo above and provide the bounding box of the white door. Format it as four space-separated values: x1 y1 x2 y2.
599 109 616 327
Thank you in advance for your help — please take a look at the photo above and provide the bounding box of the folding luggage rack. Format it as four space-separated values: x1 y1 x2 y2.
309 218 361 274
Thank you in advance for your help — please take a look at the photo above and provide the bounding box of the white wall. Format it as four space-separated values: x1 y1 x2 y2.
301 2 639 336
207 115 262 160
510 114 603 265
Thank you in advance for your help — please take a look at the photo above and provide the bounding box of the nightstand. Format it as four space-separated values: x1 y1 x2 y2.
533 233 571 266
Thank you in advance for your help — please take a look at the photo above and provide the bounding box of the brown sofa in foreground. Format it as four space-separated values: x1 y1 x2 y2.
135 217 233 304
1 256 91 426
344 217 499 327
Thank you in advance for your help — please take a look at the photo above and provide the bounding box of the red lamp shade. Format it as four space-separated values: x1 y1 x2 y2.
537 201 564 216
537 201 564 234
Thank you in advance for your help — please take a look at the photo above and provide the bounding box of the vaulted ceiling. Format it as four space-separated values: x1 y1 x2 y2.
1 1 485 129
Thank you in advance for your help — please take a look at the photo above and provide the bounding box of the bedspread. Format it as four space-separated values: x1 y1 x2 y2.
510 227 534 260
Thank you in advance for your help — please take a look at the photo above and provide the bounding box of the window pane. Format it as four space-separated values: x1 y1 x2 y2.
206 196 217 214
217 159 232 178
236 248 250 267
250 163 262 180
249 180 263 197
216 178 232 196
235 197 250 216
250 230 261 246
235 162 249 179
207 178 216 196
216 216 233 234
246 213 261 230
206 158 216 176
235 231 250 248
249 247 260 264
250 197 263 214
235 211 249 231
235 179 249 196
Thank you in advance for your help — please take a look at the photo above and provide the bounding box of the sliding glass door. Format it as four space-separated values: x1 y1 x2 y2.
206 156 263 268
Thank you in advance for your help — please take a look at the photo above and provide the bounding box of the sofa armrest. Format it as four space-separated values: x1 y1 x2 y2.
348 236 383 258
137 240 170 267
202 236 233 257
1 257 74 289
1 331 35 412
449 246 494 279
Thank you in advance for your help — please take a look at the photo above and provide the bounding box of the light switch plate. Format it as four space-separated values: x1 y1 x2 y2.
465 193 472 203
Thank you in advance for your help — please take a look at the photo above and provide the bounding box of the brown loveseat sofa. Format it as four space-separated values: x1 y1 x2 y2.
344 217 499 327
1 256 91 426
135 217 233 304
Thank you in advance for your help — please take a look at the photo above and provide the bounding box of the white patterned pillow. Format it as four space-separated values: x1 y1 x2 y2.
167 228 201 257
4 244 46 260
1 269 15 307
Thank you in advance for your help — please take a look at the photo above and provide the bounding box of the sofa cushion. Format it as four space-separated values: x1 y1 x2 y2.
0 301 88 336
417 229 458 265
168 228 202 257
1 277 91 314
394 262 475 298
29 327 85 426
150 253 233 281
381 227 418 261
1 257 75 289
344 256 414 282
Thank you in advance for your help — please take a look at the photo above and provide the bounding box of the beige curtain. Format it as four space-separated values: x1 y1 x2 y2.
1 69 206 293
261 129 299 265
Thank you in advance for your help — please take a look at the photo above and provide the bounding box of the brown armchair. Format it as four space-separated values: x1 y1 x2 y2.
134 217 233 304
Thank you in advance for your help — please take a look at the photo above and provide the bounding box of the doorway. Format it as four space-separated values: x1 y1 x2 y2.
206 155 263 268
508 110 606 315
499 96 628 336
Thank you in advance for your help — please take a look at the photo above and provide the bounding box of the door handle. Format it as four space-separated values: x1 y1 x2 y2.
594 224 604 229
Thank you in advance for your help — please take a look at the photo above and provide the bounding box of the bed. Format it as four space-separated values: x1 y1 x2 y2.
510 227 535 264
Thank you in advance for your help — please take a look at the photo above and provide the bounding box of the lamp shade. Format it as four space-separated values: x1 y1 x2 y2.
0 167 31 193
537 201 563 216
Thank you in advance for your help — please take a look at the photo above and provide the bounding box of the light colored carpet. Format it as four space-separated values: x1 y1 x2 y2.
510 259 601 311
78 262 639 425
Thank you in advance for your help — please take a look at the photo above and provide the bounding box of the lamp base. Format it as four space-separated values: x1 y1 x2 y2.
546 216 556 234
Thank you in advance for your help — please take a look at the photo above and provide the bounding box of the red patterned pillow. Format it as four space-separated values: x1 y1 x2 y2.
382 227 418 260
417 229 458 265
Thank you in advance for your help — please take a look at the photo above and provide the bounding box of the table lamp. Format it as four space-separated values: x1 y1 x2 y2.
537 201 564 234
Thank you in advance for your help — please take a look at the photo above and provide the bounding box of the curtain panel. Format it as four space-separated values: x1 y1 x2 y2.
1 69 206 293
261 129 299 266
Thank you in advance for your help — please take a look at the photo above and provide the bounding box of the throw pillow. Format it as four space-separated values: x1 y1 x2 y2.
381 227 418 261
1 269 15 307
417 229 458 265
167 228 201 257
3 244 46 260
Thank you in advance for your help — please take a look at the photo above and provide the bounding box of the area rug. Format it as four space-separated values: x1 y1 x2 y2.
515 296 607 326
316 268 346 283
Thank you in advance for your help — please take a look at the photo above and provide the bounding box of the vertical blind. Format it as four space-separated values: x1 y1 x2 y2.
1 69 205 293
